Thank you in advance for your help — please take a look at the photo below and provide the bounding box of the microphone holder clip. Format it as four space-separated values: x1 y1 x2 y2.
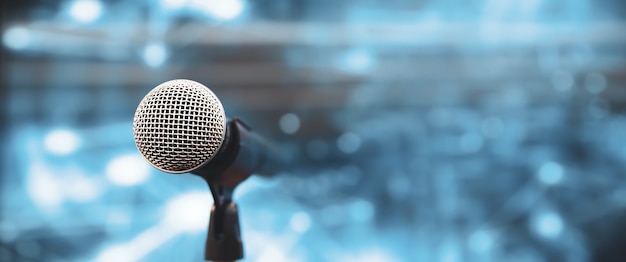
203 180 243 262
194 119 252 262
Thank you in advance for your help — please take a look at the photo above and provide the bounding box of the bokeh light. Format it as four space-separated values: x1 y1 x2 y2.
207 0 245 20
289 212 312 233
531 210 564 239
337 132 361 154
163 191 212 233
105 154 152 186
68 0 103 23
468 230 494 253
2 27 31 50
142 43 168 68
279 113 301 135
44 129 80 156
336 49 375 74
537 161 564 186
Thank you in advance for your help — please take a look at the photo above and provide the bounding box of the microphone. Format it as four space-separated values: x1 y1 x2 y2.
132 79 285 262
132 78 284 179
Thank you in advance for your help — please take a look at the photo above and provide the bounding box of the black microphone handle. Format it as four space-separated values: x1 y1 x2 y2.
192 118 289 184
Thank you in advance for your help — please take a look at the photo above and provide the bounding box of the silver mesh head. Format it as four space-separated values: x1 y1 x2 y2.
133 79 227 173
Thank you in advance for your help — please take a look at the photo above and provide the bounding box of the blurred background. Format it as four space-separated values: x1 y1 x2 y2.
2 0 626 261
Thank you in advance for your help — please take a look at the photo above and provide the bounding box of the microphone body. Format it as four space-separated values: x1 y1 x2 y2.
133 79 286 178
192 117 278 186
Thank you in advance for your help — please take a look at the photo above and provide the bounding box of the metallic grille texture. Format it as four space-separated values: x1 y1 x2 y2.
133 79 227 173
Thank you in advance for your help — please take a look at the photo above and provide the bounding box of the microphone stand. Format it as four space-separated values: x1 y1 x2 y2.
204 179 243 262
193 119 257 262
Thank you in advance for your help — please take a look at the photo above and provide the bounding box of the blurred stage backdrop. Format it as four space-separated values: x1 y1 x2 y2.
2 0 626 261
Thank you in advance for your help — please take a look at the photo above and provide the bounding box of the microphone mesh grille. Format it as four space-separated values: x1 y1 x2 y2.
133 79 226 173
